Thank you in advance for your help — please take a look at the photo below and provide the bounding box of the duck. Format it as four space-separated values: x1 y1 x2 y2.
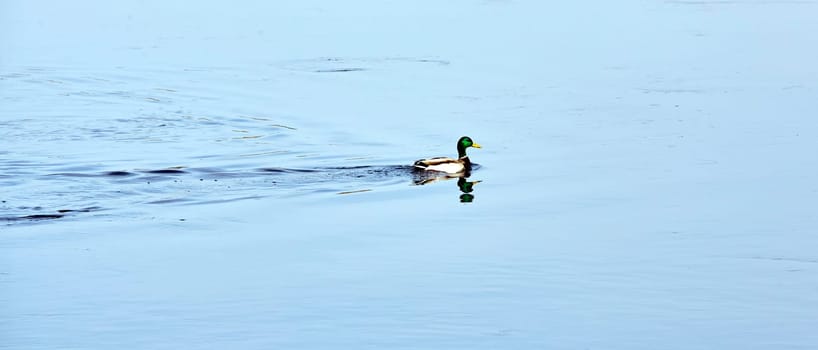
413 136 482 174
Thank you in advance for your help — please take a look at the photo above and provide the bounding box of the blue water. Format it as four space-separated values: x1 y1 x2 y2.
2 1 818 349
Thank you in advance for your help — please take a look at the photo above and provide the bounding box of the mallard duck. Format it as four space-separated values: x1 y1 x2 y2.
413 136 482 174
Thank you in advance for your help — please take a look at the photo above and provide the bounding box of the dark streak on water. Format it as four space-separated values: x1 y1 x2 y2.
313 68 367 73
50 164 460 182
2 164 480 224
1 206 102 223
106 171 134 176
144 169 187 174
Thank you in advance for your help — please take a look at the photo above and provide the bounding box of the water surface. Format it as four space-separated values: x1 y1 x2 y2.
2 1 818 349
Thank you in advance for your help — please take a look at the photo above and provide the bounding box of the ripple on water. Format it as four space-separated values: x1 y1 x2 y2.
275 56 450 73
1 63 479 226
1 163 477 225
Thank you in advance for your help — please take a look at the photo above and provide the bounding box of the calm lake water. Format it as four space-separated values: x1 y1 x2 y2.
2 1 818 349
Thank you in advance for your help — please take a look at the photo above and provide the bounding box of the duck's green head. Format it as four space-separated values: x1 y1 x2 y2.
457 136 481 158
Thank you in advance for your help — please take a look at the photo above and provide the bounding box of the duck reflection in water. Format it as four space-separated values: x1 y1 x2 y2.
456 176 480 203
412 170 481 203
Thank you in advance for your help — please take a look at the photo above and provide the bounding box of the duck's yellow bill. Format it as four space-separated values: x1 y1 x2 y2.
472 142 482 148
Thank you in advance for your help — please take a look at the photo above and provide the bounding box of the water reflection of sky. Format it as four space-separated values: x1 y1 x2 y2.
2 1 818 349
